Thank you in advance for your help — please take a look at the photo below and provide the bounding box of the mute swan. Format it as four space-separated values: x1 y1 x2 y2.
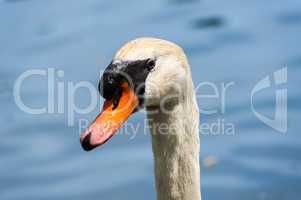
80 38 201 200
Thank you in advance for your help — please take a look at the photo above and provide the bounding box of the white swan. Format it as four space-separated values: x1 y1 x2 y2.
80 38 201 200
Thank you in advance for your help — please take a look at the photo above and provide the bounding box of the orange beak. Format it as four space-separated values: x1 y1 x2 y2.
80 82 138 151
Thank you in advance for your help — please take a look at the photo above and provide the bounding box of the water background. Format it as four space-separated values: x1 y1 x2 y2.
0 0 300 199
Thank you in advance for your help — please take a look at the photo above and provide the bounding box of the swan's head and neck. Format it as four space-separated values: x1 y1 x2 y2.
80 38 201 200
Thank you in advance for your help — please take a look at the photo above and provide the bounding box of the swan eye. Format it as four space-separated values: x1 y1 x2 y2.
146 59 156 71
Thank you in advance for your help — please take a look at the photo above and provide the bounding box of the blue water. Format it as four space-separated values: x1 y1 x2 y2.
0 0 300 199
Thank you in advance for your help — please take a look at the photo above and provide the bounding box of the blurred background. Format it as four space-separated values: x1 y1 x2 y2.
0 0 300 199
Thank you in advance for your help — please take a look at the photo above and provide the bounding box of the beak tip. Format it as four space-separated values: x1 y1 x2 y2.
80 132 95 151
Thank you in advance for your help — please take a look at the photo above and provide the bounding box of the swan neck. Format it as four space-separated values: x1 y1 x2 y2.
147 95 201 200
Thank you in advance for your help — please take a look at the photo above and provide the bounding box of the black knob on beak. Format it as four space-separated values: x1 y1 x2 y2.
99 72 116 99
98 62 124 100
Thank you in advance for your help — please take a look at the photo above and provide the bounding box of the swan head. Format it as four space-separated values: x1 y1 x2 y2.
113 37 190 107
81 37 191 151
